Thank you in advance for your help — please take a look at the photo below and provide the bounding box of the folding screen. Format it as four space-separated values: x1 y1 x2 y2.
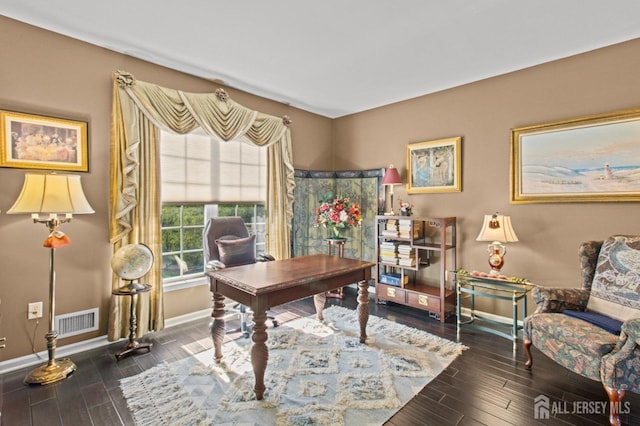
292 168 384 261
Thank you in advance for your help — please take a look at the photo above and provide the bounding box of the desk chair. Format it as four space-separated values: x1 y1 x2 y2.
203 216 278 337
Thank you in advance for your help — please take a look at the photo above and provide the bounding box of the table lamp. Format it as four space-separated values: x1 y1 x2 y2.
8 172 94 385
475 213 519 275
381 165 402 215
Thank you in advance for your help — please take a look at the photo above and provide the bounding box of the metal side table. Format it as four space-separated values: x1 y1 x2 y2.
454 271 534 341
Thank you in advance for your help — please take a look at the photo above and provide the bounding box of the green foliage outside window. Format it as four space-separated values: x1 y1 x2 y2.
161 204 265 280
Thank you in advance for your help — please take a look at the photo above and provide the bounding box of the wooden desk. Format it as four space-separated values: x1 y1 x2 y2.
207 254 374 400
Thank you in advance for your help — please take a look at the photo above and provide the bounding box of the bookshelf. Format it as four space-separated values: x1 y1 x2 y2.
375 215 457 322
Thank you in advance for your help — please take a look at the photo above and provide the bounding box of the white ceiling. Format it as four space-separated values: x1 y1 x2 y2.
3 1 640 118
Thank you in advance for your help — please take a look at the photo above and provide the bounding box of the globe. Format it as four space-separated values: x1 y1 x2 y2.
111 244 154 281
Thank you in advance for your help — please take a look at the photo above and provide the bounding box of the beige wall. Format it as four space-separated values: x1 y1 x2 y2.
1 15 639 361
334 38 640 315
0 16 331 361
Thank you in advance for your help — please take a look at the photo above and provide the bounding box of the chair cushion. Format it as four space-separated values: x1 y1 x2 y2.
563 310 623 335
586 235 640 322
216 235 256 267
525 313 620 380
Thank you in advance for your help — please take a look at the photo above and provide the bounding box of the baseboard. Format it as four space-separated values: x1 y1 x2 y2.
0 335 112 375
0 309 212 375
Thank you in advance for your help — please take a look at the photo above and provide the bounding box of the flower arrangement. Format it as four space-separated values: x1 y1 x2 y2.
314 195 362 238
399 200 414 216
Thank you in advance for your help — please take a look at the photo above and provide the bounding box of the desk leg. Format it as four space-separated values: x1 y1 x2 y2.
251 310 268 400
313 292 327 321
211 292 226 363
357 280 370 343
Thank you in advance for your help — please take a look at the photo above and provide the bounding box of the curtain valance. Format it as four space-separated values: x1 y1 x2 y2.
110 70 295 256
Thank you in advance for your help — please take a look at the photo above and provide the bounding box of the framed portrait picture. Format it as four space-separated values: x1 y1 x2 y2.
511 108 640 203
0 110 88 172
407 136 461 193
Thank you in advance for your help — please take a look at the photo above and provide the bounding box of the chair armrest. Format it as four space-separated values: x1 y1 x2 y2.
531 286 591 313
620 318 640 345
601 318 640 391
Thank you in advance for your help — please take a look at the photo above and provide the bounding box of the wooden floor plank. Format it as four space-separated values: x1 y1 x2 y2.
2 288 639 425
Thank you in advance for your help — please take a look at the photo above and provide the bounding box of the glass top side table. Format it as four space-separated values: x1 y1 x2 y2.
453 271 535 341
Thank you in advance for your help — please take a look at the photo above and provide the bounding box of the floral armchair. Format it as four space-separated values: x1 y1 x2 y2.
524 236 640 426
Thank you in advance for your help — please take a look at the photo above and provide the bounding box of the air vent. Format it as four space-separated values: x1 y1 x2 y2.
55 308 99 338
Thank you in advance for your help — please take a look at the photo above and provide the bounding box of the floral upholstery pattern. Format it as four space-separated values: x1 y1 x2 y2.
524 313 619 379
524 237 640 425
601 319 640 391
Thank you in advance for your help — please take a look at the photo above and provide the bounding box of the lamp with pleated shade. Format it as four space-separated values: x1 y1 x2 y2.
475 212 519 275
8 172 94 385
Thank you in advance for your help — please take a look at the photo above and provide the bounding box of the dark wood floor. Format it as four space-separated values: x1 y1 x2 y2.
2 288 638 425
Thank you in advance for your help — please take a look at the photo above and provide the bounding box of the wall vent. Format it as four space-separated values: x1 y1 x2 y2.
55 308 99 338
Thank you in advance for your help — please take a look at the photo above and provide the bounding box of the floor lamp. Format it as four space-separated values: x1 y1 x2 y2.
8 173 94 385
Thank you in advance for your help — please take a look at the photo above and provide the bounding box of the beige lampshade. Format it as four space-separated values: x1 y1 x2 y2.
476 214 519 243
7 173 94 215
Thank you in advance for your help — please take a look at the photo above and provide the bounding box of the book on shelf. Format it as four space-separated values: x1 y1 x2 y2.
380 256 399 264
398 258 416 267
397 243 412 253
379 272 408 287
381 229 399 237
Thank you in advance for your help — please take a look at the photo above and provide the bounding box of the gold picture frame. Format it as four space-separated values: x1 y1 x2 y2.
0 110 88 172
407 136 461 193
511 108 640 203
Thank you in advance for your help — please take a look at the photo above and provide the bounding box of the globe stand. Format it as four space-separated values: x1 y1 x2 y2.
111 244 155 361
112 284 153 361
117 279 147 293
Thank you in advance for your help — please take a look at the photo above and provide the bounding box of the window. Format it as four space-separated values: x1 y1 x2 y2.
161 203 266 282
160 130 266 285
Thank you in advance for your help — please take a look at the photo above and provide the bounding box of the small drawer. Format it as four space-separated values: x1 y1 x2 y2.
377 284 406 303
407 292 440 312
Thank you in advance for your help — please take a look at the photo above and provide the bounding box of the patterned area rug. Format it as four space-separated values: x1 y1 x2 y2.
120 306 467 425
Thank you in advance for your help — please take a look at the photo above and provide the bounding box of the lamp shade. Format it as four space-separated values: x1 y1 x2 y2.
381 166 402 185
476 214 518 243
7 173 94 215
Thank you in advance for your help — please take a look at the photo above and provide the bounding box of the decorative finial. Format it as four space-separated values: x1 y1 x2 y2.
215 88 229 102
115 71 136 88
282 115 292 126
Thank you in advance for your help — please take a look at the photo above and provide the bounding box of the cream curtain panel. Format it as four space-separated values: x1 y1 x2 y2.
109 71 294 340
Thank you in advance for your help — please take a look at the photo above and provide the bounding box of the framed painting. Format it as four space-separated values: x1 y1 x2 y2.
511 108 640 203
407 136 461 193
0 110 88 171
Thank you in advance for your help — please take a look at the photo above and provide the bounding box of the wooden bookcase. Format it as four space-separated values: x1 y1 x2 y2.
374 215 457 322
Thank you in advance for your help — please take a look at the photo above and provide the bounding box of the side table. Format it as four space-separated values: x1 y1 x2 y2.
454 271 534 341
112 284 153 360
325 237 346 298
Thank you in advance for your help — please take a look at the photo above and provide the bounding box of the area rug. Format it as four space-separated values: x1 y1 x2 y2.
120 306 467 426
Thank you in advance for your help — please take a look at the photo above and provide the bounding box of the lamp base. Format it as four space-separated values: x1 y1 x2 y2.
24 358 76 385
383 211 395 216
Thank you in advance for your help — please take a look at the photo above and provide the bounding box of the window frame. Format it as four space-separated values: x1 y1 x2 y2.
161 203 266 292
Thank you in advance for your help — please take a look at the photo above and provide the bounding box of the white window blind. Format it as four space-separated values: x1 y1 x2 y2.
160 130 266 203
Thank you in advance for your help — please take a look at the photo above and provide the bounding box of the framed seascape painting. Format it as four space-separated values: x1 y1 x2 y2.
511 109 640 203
0 110 88 172
407 136 461 193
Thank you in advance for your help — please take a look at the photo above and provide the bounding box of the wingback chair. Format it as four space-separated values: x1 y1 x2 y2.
203 216 277 337
523 235 640 426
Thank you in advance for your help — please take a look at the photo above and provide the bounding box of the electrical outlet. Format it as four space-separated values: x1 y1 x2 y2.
28 302 43 320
